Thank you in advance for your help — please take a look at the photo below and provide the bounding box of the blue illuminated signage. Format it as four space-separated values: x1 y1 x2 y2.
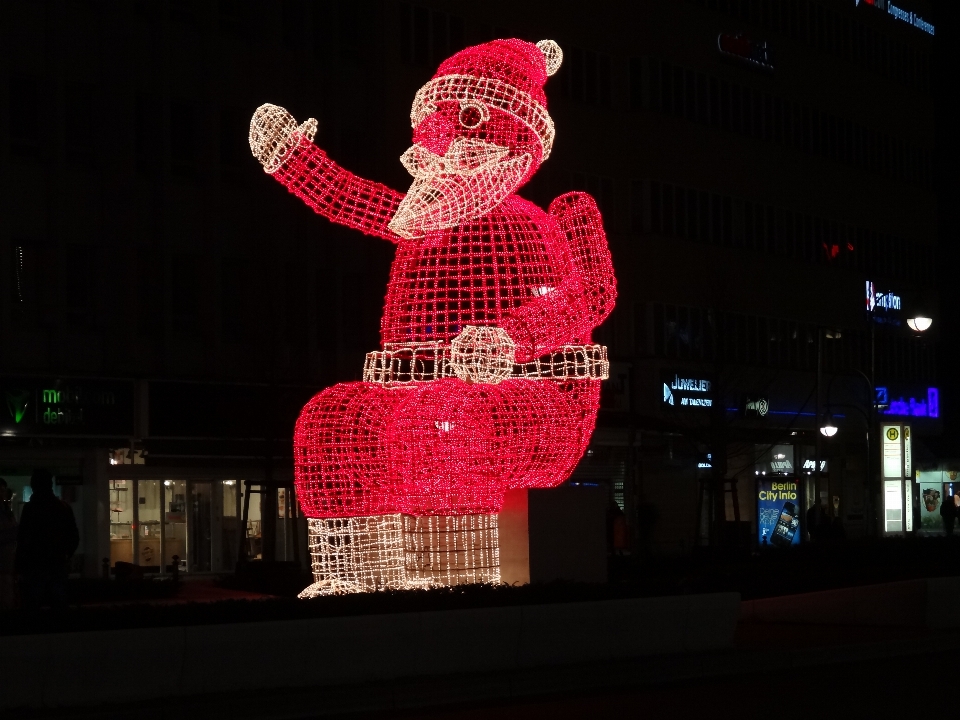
865 281 903 326
865 281 901 312
856 0 934 36
662 372 713 408
888 3 934 34
875 387 940 418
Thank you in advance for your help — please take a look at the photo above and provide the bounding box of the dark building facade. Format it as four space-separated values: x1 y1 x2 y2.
0 0 939 573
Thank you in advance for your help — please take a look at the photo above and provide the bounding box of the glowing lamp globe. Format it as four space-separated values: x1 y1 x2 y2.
907 317 932 332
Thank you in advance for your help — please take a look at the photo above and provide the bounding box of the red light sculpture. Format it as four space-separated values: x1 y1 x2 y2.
250 39 616 595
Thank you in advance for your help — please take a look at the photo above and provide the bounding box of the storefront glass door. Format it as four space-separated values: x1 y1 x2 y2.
109 479 133 566
164 480 187 571
137 480 162 571
189 482 213 572
222 480 240 571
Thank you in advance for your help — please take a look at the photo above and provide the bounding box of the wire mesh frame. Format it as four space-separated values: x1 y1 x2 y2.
403 514 500 587
301 515 405 596
363 343 609 386
301 513 501 594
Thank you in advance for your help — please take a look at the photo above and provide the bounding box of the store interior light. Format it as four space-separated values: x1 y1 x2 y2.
907 316 933 332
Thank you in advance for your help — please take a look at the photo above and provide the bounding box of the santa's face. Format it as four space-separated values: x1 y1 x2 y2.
388 100 544 240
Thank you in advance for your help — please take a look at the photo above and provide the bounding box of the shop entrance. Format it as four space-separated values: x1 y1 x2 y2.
189 482 213 572
107 475 302 573
109 477 236 574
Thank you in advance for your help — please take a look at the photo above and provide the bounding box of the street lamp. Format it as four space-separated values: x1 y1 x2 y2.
819 413 838 437
907 316 933 333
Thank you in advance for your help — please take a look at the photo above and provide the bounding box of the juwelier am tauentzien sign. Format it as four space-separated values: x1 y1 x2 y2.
0 377 134 436
662 371 714 409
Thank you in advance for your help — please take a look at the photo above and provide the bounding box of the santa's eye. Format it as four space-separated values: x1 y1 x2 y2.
458 101 488 129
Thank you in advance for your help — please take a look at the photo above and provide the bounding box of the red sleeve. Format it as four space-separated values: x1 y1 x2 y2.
271 137 406 244
501 192 617 361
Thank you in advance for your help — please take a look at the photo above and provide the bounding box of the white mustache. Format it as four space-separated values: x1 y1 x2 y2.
388 150 532 240
400 139 511 178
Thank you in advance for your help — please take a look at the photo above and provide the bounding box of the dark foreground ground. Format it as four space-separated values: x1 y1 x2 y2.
12 622 951 720
5 537 958 718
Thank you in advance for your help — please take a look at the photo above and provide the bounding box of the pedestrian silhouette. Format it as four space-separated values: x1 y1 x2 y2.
0 478 17 609
15 470 79 609
806 500 827 542
940 492 956 536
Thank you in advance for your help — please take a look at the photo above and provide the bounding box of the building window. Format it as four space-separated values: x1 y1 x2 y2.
136 94 163 175
64 243 98 327
563 46 612 106
171 254 201 334
137 247 164 336
64 81 100 168
10 240 54 326
399 4 464 66
9 75 44 160
221 257 251 343
170 101 198 179
281 0 304 49
219 106 247 171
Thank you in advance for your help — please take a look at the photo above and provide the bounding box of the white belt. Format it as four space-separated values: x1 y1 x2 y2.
363 343 609 387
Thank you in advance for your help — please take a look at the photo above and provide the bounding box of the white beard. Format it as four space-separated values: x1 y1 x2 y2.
387 138 532 240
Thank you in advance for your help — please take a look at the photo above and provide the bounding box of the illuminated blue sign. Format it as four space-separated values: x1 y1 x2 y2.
865 281 903 326
856 0 934 36
888 3 934 35
875 387 939 418
865 281 901 312
662 371 713 409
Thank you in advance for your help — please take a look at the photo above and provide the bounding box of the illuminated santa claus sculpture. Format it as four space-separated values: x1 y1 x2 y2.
249 39 616 596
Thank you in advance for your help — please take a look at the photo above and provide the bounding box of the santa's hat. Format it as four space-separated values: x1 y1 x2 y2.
410 39 563 160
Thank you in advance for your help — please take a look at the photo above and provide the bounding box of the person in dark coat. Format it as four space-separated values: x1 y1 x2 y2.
806 500 826 542
15 469 79 609
0 478 17 609
940 491 956 535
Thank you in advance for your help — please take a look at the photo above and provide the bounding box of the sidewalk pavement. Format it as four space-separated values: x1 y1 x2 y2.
11 613 953 720
75 576 275 607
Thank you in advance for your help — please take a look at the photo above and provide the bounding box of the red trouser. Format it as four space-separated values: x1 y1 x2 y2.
293 377 600 518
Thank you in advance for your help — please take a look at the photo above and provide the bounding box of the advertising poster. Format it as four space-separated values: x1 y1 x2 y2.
758 477 801 547
918 473 960 536
917 472 943 534
884 480 903 533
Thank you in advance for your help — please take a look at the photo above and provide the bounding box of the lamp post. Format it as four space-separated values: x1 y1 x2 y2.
831 315 933 537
